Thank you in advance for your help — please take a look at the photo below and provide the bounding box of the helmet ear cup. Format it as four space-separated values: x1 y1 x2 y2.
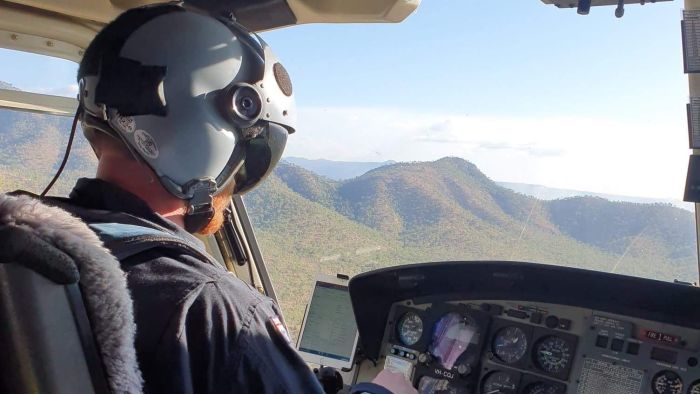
272 63 292 97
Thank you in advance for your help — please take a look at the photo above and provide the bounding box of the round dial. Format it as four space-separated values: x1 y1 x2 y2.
688 380 700 394
397 312 423 346
481 371 518 394
533 336 571 374
523 382 561 394
492 326 528 364
652 370 683 394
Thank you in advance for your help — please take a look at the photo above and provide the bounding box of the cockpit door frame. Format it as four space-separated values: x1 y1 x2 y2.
687 0 700 283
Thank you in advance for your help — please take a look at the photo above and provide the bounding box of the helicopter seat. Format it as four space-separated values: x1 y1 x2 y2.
0 193 143 394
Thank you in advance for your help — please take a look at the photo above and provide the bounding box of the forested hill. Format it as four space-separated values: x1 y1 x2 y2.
247 158 696 274
0 98 94 195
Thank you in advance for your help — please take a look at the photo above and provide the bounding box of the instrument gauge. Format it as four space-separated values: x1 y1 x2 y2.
397 311 423 346
523 382 562 394
652 370 683 394
492 326 528 364
481 371 518 394
533 336 571 374
689 380 700 394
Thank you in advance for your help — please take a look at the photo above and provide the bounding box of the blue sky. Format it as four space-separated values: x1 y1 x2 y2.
0 0 691 198
264 0 686 121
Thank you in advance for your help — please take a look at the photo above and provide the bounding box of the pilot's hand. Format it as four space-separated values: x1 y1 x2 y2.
372 370 418 394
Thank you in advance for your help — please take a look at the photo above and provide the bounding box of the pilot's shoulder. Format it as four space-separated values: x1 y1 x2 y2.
189 271 278 322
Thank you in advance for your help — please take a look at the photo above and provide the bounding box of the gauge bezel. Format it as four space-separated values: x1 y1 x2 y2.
390 305 430 351
688 379 700 394
479 369 522 394
651 370 684 394
488 319 534 370
530 330 578 381
396 311 424 347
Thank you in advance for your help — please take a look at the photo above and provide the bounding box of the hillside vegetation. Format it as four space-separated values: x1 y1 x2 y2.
0 96 96 196
1 96 696 338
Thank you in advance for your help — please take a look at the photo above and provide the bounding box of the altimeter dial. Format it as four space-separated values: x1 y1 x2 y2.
481 371 518 394
397 311 423 346
533 336 571 375
492 326 528 364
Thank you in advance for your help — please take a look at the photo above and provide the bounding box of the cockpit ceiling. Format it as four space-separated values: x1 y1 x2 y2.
0 0 420 61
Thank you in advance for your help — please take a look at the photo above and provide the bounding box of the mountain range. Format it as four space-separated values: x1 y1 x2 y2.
284 157 692 211
0 85 697 337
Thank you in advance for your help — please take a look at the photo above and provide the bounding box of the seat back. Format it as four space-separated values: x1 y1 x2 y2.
0 264 109 394
0 194 142 394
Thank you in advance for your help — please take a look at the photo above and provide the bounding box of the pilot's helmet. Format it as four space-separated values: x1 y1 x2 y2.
77 3 295 232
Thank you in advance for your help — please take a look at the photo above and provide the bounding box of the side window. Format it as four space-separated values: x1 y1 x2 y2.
0 49 95 196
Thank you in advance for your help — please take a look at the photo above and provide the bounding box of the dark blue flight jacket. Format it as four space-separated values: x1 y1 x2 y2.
44 178 326 393
40 179 388 394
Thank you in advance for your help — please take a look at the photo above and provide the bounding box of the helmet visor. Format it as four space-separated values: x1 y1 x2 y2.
233 123 288 194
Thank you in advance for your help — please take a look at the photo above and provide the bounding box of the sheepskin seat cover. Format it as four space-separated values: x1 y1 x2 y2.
0 193 143 393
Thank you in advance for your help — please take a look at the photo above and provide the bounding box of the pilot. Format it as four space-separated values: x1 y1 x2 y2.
40 3 414 393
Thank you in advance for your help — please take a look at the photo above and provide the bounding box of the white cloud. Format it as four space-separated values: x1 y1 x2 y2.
285 106 690 200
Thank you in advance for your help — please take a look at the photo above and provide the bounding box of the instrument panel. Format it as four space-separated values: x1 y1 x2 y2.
348 262 700 394
382 299 700 394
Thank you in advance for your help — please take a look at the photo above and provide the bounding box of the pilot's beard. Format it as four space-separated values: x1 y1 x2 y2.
197 184 235 236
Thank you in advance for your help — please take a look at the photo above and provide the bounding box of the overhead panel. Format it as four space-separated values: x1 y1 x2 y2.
0 0 420 57
0 0 420 36
289 0 420 24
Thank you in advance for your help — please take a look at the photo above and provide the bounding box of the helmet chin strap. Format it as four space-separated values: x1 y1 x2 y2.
183 179 217 233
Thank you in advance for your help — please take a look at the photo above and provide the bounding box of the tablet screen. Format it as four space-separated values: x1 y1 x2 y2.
298 281 358 362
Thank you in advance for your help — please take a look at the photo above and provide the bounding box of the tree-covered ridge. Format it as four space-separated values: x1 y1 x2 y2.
257 158 696 263
0 107 96 195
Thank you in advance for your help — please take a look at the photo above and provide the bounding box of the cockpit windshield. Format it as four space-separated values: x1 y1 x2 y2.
243 1 698 337
0 1 696 342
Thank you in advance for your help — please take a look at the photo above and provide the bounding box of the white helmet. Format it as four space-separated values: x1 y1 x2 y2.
78 3 295 232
